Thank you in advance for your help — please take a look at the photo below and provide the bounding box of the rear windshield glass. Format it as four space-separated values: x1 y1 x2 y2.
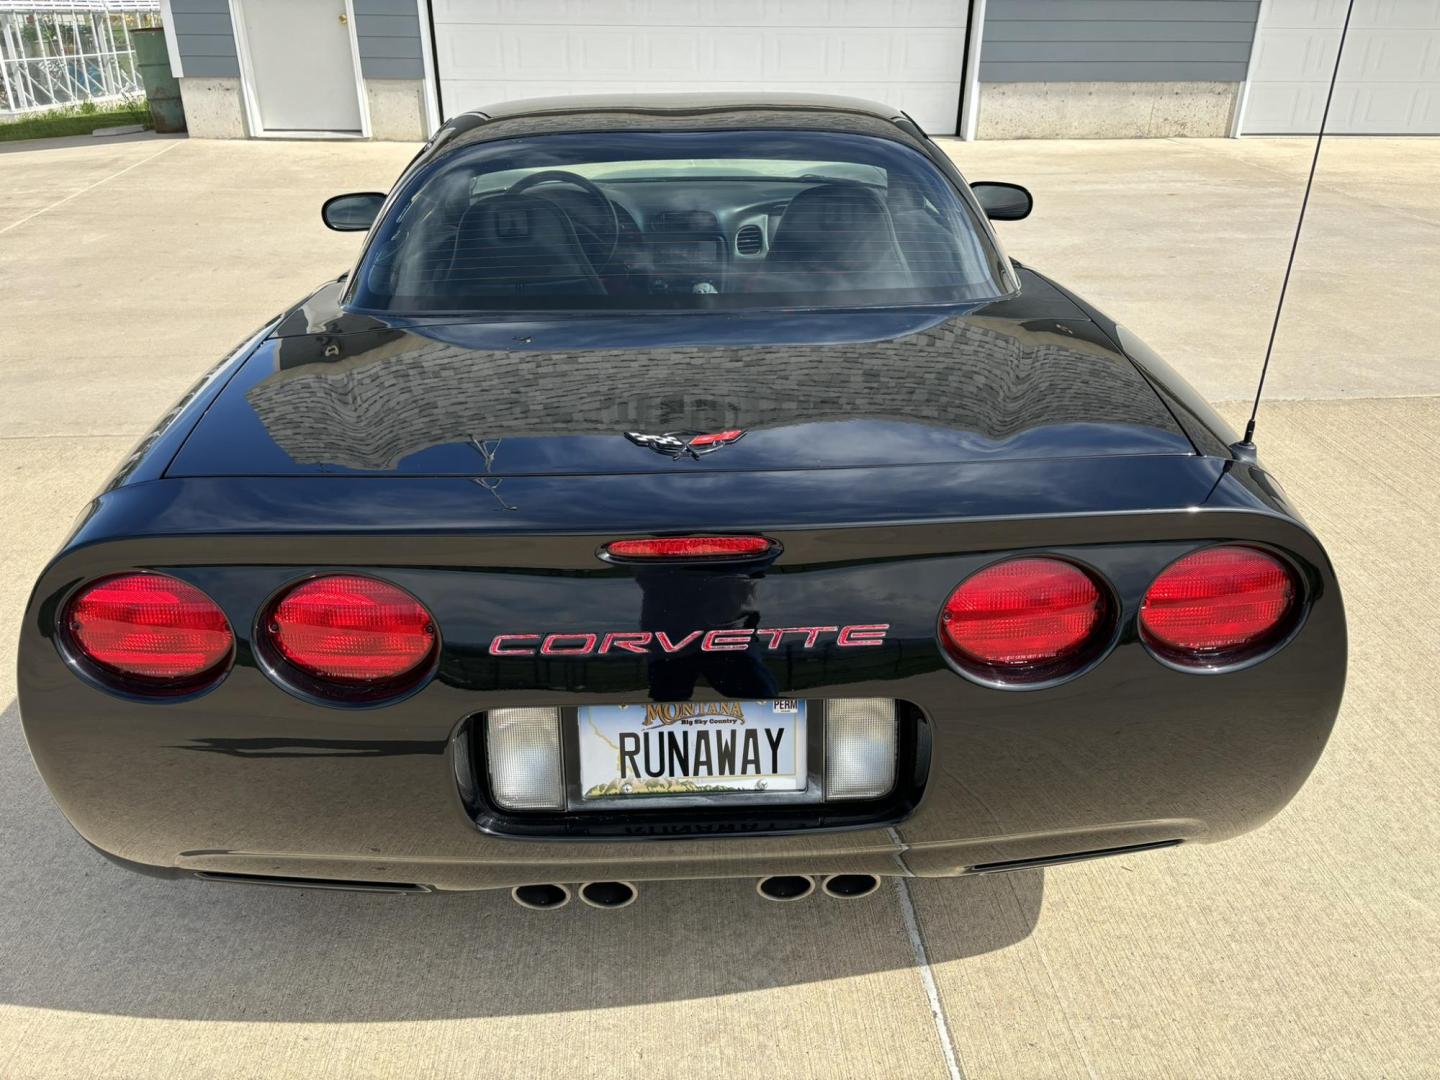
349 130 1008 313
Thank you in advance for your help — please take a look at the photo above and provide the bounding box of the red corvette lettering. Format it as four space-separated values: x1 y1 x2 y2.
489 633 540 655
598 631 653 654
540 633 597 656
702 628 752 651
488 624 889 657
836 624 888 647
656 630 702 652
761 626 839 649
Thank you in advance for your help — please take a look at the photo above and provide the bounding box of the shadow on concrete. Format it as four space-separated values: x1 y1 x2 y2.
0 700 1041 1021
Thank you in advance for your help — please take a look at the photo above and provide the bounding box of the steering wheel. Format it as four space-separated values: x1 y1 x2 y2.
508 170 621 271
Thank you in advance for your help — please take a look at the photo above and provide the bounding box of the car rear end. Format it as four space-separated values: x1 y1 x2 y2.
17 446 1345 893
16 100 1345 896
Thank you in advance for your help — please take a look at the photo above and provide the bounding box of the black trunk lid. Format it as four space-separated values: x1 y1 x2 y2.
166 270 1192 479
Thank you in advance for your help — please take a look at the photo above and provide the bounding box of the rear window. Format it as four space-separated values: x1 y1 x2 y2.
349 130 1009 313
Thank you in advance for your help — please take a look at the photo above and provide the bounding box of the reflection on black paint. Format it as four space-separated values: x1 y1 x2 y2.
165 268 1195 480
174 737 439 758
635 566 779 701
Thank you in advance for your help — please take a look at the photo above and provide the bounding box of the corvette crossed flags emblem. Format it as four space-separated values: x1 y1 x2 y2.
624 429 746 460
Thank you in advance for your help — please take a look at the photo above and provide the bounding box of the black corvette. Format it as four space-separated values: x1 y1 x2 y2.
18 93 1345 908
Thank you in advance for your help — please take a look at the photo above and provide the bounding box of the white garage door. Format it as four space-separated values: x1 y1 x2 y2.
430 0 971 135
1242 0 1440 134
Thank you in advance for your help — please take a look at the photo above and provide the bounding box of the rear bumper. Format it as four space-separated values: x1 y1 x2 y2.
104 835 1194 892
22 591 1342 892
18 473 1346 891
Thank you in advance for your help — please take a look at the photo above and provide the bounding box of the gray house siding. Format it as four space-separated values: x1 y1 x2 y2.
170 0 238 78
170 0 1262 141
354 0 425 80
170 1 423 81
980 0 1260 83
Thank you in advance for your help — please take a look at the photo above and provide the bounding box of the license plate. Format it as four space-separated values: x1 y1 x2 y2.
578 700 807 800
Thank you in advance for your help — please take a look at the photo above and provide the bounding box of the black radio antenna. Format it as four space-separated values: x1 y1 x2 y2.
1235 0 1356 454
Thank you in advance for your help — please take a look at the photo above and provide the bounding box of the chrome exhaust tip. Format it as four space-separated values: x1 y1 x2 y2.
511 883 571 910
578 880 637 909
756 875 816 902
820 873 881 899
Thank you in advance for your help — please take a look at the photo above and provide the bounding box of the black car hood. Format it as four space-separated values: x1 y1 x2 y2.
166 270 1191 479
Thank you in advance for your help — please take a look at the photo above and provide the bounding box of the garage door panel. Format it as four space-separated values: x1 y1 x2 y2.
708 34 769 79
1347 28 1440 80
1251 28 1342 81
765 0 835 25
432 0 969 134
639 33 709 78
1345 82 1440 128
1244 0 1440 133
429 0 542 23
574 31 642 78
1261 0 1350 28
1243 83 1324 130
436 25 502 76
1415 84 1440 126
899 0 969 26
763 33 830 78
434 0 963 28
834 34 897 79
440 24 966 82
1354 0 1440 30
900 31 963 74
507 31 564 77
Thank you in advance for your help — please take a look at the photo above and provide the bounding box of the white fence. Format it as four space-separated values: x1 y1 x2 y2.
0 1 161 117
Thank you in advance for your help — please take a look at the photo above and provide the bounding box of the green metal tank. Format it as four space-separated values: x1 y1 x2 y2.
131 28 186 134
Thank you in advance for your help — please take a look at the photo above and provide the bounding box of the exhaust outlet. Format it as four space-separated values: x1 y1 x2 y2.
578 881 637 909
511 883 571 910
756 875 816 902
821 873 881 899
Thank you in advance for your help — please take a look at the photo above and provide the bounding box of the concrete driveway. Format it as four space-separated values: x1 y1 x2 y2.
1 132 1437 1079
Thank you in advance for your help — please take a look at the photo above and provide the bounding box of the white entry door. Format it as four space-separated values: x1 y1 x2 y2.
238 0 364 133
431 0 972 135
1242 0 1440 134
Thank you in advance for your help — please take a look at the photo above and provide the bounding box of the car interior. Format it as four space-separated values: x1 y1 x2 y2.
354 143 999 311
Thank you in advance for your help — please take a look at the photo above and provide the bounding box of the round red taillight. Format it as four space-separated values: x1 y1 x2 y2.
263 575 436 692
1140 546 1299 668
939 557 1111 686
63 572 233 692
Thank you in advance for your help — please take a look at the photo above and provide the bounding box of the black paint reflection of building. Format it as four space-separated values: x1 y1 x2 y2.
249 316 1175 471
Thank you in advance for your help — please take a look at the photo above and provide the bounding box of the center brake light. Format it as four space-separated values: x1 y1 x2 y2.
262 574 437 697
939 557 1113 687
603 536 775 560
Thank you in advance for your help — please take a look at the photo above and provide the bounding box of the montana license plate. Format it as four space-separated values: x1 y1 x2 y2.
578 700 807 800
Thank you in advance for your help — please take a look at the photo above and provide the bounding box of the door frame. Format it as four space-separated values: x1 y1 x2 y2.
416 0 441 134
956 0 986 141
230 0 372 139
1230 0 1272 137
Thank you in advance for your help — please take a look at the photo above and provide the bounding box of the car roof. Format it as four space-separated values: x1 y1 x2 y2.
430 92 925 160
459 91 906 124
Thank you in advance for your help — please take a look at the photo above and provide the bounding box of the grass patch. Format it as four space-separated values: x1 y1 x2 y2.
0 98 151 143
